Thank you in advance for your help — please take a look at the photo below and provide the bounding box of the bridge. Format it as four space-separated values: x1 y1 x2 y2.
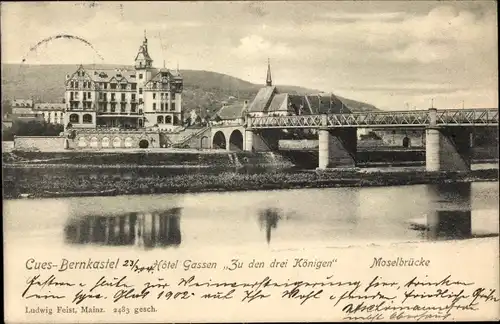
247 108 498 129
238 108 498 172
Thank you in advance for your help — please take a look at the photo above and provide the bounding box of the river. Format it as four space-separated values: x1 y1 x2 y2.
3 182 499 252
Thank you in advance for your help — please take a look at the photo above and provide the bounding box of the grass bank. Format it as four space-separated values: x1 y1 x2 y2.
3 166 498 199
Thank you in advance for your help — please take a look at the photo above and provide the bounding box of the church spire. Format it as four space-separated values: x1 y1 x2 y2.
266 58 272 86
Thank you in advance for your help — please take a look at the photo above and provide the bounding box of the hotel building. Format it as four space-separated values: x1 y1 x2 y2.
63 34 183 131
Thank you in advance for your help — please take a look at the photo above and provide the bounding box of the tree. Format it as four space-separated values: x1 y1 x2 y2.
9 120 64 137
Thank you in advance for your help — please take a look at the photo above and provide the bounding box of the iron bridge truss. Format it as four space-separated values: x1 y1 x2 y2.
247 109 499 129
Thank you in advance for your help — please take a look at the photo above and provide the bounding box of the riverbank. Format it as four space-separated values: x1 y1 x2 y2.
3 166 498 199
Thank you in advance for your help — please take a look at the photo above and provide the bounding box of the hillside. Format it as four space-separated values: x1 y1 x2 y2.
1 64 379 116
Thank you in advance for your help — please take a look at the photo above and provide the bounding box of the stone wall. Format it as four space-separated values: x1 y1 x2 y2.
14 136 65 151
372 129 425 147
68 130 161 150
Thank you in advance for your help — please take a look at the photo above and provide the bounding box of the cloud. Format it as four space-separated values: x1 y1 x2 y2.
232 35 292 60
321 11 408 21
390 42 453 63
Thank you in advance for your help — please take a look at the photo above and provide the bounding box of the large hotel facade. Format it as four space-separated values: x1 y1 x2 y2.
63 34 183 131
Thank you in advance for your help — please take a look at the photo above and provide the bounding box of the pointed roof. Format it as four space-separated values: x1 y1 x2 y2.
135 33 153 65
266 58 272 86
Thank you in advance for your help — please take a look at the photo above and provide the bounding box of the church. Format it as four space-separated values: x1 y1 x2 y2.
63 33 183 132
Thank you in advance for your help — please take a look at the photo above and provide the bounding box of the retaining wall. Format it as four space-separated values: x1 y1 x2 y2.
14 136 65 151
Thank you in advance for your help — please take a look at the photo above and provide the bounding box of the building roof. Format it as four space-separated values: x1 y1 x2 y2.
34 103 66 111
86 68 139 83
212 102 247 120
267 93 292 114
248 86 276 113
12 99 33 107
306 94 351 114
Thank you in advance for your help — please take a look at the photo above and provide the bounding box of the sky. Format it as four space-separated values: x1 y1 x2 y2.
1 1 498 110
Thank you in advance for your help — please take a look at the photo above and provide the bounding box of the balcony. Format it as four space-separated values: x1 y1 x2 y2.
97 111 143 117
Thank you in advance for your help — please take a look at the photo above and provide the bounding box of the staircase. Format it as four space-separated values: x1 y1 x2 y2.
171 126 210 148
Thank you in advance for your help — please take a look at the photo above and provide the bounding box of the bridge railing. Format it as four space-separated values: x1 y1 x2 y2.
327 110 430 127
435 109 498 125
247 108 498 128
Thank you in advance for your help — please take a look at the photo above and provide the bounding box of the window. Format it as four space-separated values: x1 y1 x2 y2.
131 83 137 90
153 103 156 110
131 94 136 101
161 103 164 111
171 102 176 111
111 93 116 101
69 114 79 123
111 103 116 112
166 115 172 124
121 93 126 101
139 88 143 94
87 92 91 99
110 83 116 90
121 84 127 90
120 103 126 112
153 93 156 99
131 104 137 112
83 114 93 124
139 74 143 79
157 116 164 123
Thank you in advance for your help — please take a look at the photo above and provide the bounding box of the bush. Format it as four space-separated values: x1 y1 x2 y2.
10 120 64 137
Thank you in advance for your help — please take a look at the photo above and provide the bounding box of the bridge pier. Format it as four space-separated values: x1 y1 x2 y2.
425 109 471 171
244 129 280 152
318 128 357 169
244 129 254 152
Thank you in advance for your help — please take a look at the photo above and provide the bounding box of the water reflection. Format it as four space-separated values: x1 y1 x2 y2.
416 183 473 240
258 208 283 244
64 208 182 249
4 182 497 251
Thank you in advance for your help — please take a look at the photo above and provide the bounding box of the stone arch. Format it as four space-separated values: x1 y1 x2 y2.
166 115 172 124
200 136 209 149
125 137 134 148
101 137 110 148
157 116 164 124
402 136 411 148
139 139 149 148
89 137 99 148
70 113 79 123
229 129 244 151
212 131 226 149
112 137 122 148
83 114 93 124
77 136 87 148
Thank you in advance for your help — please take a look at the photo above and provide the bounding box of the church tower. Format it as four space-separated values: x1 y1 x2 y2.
266 58 272 87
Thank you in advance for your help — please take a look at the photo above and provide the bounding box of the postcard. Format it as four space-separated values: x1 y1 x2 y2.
2 1 499 322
